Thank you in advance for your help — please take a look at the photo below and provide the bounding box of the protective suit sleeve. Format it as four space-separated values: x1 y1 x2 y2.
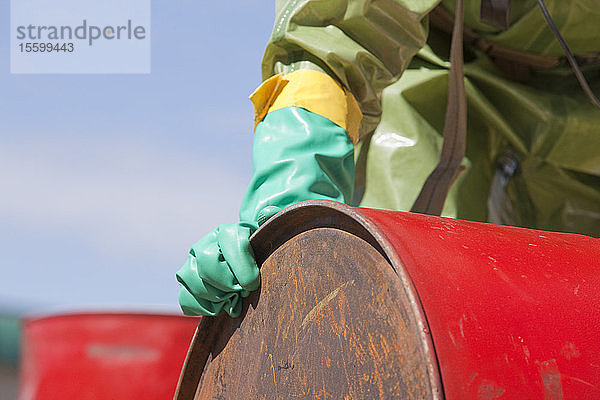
263 0 441 138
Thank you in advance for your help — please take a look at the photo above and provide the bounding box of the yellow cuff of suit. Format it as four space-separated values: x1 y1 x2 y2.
249 70 362 145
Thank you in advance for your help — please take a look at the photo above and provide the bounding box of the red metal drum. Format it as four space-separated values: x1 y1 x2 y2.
356 205 600 399
19 312 200 400
174 199 600 399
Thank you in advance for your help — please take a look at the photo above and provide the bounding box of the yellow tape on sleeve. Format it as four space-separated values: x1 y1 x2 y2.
249 70 362 144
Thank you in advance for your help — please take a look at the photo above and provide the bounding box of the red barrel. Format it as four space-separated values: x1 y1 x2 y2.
20 312 200 400
175 199 600 399
358 205 600 399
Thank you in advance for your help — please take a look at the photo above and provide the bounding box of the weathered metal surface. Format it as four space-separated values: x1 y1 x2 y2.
176 213 442 399
20 313 200 400
178 199 600 399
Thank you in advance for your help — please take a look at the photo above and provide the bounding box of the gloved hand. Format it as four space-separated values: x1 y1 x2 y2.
177 70 360 317
176 222 259 317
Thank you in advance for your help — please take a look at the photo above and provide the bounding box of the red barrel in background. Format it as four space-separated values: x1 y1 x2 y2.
19 312 200 400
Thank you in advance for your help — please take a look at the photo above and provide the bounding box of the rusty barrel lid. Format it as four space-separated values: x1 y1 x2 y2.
175 200 442 400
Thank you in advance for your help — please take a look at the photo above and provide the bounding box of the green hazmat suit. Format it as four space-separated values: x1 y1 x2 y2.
265 0 600 236
177 0 600 317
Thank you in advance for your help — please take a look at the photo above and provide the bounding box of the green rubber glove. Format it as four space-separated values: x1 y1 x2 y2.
240 106 355 222
177 106 354 317
176 222 259 317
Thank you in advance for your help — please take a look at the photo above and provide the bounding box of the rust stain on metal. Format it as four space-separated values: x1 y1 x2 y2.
477 379 505 399
537 359 564 400
366 332 386 399
560 342 581 360
268 353 277 388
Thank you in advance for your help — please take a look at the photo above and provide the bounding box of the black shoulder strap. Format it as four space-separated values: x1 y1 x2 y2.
410 0 466 216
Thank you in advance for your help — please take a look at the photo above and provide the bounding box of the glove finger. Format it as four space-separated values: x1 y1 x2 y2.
218 223 260 292
178 285 223 316
227 296 243 318
176 253 236 302
192 228 242 292
177 270 242 317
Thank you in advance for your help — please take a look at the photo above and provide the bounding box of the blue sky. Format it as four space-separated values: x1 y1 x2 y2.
0 1 274 312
